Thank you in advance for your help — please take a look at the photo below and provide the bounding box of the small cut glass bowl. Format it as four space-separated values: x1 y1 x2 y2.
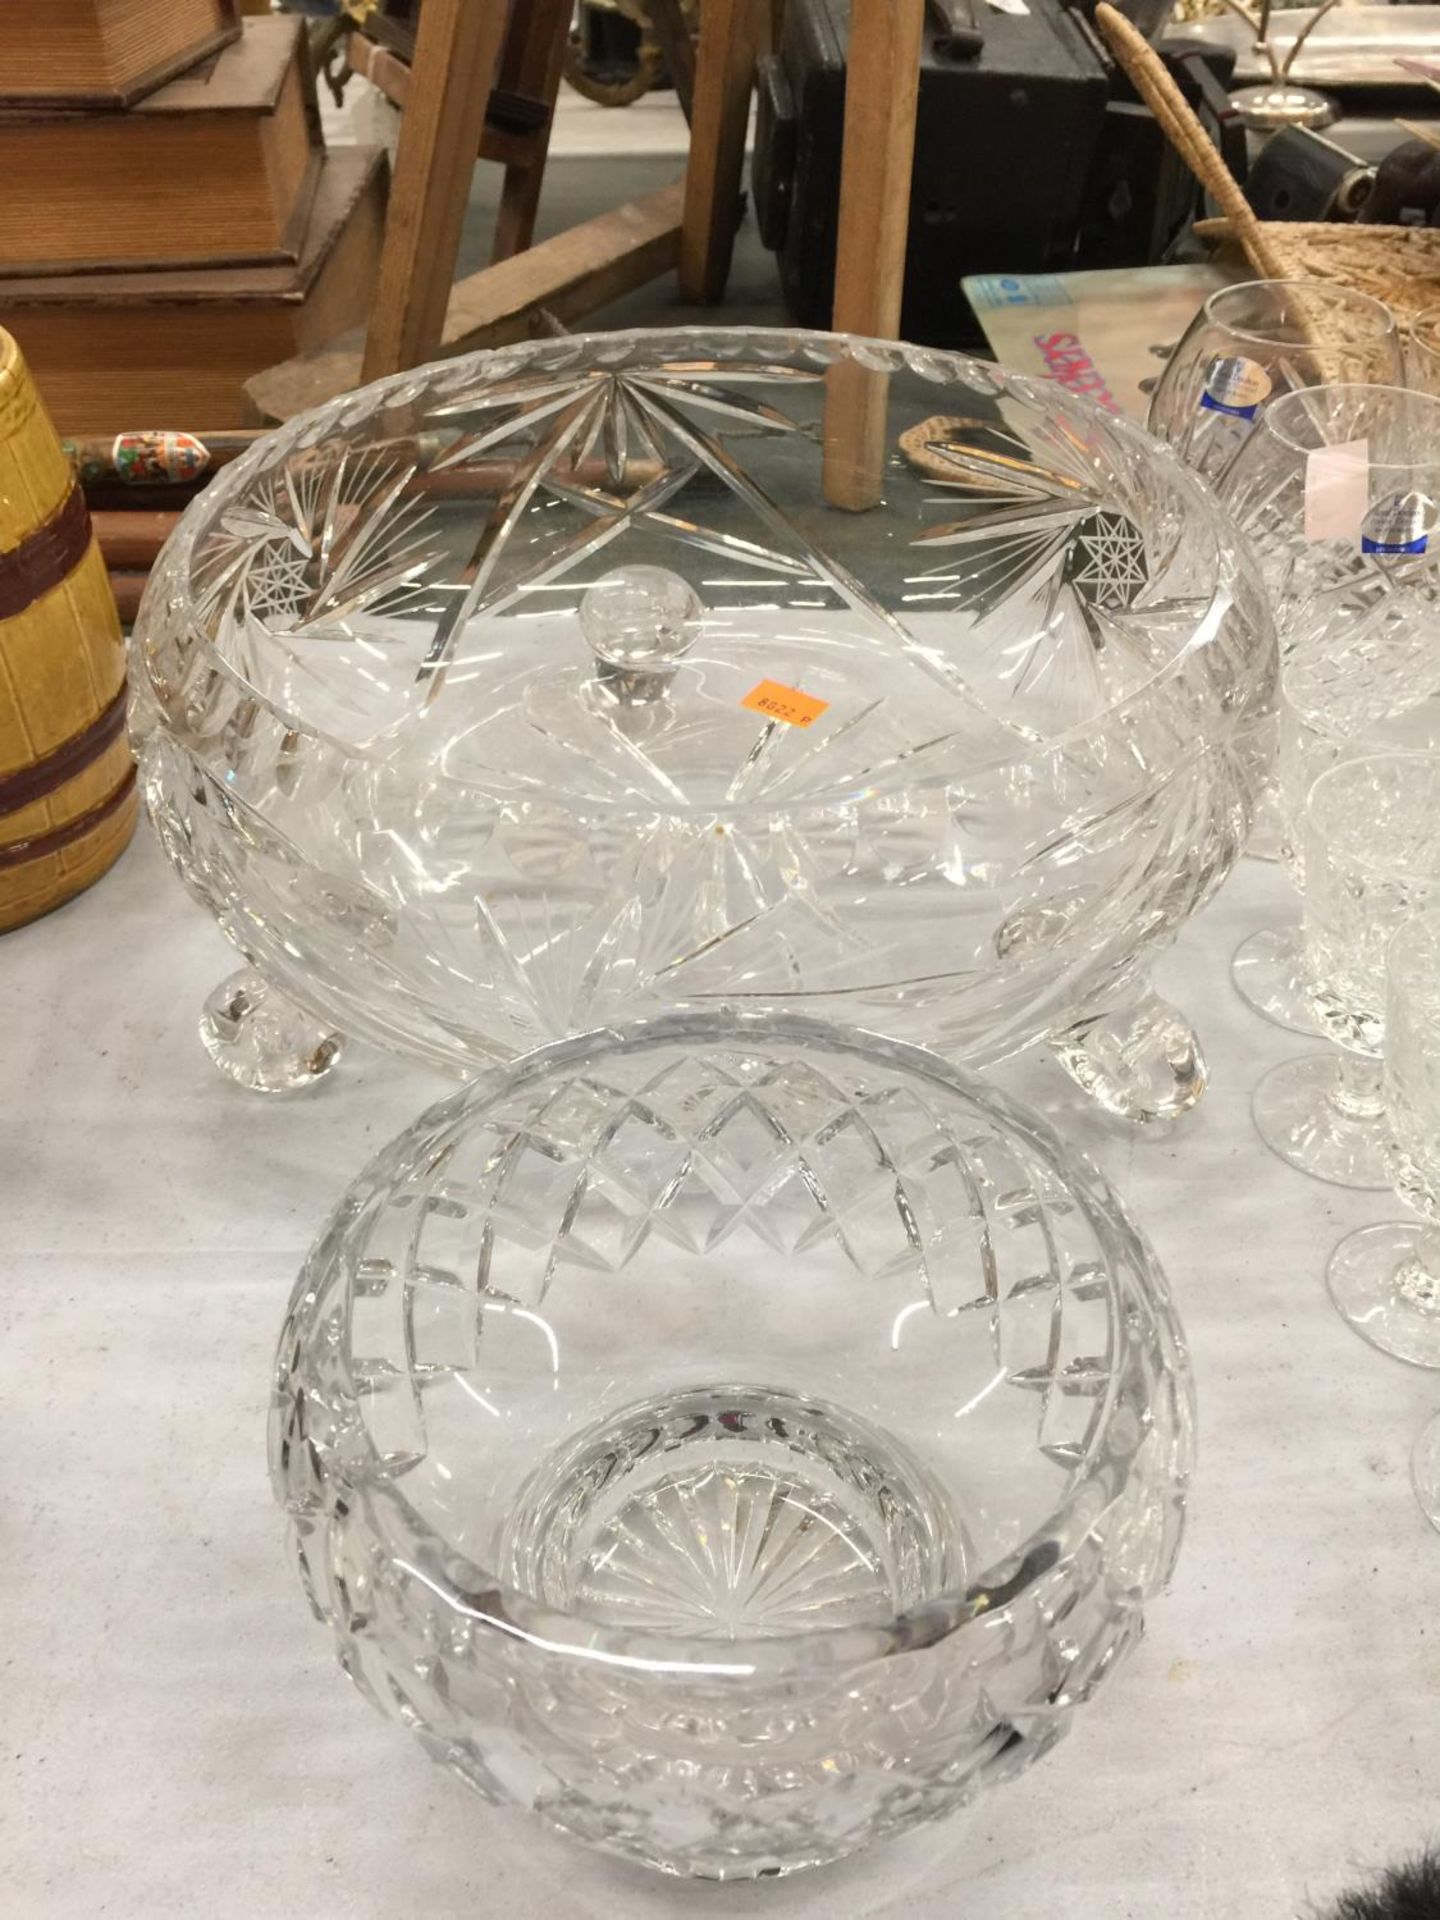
133 326 1273 1122
271 1011 1194 1880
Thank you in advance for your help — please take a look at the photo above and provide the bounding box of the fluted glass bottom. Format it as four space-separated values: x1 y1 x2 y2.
503 1386 961 1639
1327 1223 1440 1368
1231 927 1323 1034
1251 1051 1389 1189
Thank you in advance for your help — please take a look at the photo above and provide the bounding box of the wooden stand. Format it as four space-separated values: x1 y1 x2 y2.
247 0 760 422
822 0 924 511
677 0 760 303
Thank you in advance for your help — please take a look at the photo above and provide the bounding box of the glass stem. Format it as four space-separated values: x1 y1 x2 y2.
1396 1229 1440 1315
1327 1051 1383 1123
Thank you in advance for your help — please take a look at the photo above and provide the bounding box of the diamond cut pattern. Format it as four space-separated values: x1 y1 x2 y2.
271 1025 1193 1879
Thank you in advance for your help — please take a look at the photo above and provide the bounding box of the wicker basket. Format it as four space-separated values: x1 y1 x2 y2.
0 329 134 933
1193 219 1440 320
1096 5 1440 322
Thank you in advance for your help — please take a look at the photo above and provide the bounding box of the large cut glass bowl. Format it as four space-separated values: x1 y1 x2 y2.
132 328 1274 1112
271 1012 1194 1880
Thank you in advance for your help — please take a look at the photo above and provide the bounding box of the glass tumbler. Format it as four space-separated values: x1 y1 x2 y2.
1253 752 1440 1188
1329 909 1440 1366
1147 280 1403 488
1218 384 1440 1027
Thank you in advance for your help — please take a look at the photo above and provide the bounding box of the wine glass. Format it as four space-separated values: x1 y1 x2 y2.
1253 752 1440 1188
1329 908 1440 1365
1180 297 1407 870
1217 384 1440 1030
1148 280 1404 487
1406 303 1440 397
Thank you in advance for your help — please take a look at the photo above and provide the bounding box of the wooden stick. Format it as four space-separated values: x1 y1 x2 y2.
491 0 571 264
678 0 759 303
63 430 261 492
822 0 924 511
407 456 665 498
650 0 698 123
361 0 509 382
88 461 668 568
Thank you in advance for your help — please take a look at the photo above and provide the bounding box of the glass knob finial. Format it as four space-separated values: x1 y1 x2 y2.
580 566 701 698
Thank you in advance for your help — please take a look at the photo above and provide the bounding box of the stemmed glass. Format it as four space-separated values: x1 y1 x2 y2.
1329 908 1440 1365
1253 752 1440 1188
1217 385 1440 1029
1235 665 1440 1034
1406 303 1440 397
1147 280 1404 486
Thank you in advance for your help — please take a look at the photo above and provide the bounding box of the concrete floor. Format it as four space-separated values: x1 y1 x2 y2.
455 152 790 332
323 74 789 333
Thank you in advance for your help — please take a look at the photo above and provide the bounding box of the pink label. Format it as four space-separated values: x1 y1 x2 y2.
1305 439 1369 543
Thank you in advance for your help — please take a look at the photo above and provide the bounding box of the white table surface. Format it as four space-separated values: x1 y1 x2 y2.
5 829 1438 1920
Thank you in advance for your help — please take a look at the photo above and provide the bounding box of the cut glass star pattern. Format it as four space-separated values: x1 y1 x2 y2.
134 329 1271 1081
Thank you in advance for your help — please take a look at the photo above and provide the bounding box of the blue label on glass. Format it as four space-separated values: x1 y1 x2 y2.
1198 354 1270 423
1361 491 1436 557
1361 532 1428 554
1198 391 1260 421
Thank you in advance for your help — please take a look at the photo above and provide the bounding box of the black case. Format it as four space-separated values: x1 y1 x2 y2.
754 0 1110 345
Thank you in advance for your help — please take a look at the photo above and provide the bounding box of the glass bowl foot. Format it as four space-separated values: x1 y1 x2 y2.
1251 1052 1389 1188
1231 926 1323 1034
1051 984 1206 1123
1327 1223 1440 1367
1413 1411 1440 1533
199 968 344 1094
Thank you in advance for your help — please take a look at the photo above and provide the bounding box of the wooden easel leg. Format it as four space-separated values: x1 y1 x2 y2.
821 0 923 511
678 0 759 303
361 0 509 382
650 0 697 123
492 0 572 264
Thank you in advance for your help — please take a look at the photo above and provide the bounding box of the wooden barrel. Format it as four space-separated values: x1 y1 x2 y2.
0 328 134 933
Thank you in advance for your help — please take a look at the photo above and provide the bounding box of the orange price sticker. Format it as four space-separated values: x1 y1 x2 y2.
740 679 829 729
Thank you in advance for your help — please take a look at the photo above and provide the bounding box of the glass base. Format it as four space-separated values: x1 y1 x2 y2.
1231 926 1323 1035
1251 1052 1390 1189
503 1386 961 1637
1413 1411 1440 1533
1327 1223 1440 1368
1051 983 1207 1124
199 967 345 1094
